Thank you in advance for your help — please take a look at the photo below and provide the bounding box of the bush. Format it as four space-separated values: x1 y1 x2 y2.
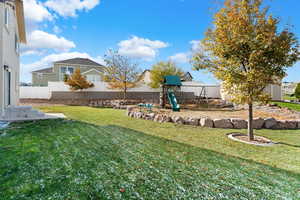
294 83 300 100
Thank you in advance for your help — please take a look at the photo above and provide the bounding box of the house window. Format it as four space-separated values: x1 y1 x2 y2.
37 73 43 80
86 75 101 82
61 66 74 75
15 34 19 53
4 7 9 27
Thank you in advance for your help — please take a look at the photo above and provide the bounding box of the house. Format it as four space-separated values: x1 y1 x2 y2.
0 0 26 117
282 82 298 96
139 70 195 85
32 58 105 86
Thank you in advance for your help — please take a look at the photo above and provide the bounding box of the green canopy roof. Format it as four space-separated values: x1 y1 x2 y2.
164 75 182 86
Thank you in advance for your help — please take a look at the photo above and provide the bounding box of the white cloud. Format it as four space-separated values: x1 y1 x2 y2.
45 0 100 17
22 30 76 55
169 53 190 64
118 36 168 61
21 52 105 82
23 0 53 23
190 40 202 52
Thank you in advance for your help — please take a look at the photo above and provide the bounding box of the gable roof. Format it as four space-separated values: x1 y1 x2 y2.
181 72 193 81
32 67 53 73
54 58 104 66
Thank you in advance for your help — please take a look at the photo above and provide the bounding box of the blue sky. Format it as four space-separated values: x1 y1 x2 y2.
21 0 300 84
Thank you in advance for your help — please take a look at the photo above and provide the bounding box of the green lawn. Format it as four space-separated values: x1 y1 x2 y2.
273 101 300 112
1 106 300 199
283 95 297 101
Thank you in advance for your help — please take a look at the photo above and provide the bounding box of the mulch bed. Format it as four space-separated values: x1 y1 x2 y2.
228 133 275 146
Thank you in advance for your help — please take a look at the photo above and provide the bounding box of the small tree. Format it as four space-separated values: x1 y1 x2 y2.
65 68 94 91
102 50 141 100
192 0 299 140
149 61 183 107
295 83 300 100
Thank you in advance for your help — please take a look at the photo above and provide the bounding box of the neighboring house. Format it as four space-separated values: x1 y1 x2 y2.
32 58 105 86
282 82 298 96
0 0 26 116
139 70 195 85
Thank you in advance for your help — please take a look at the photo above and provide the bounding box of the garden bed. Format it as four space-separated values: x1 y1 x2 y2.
228 133 275 146
127 105 300 130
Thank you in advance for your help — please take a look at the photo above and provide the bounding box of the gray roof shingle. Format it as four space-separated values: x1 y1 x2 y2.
54 58 104 66
32 67 53 73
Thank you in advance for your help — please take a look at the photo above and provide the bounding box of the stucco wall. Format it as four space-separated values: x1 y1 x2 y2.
0 2 20 115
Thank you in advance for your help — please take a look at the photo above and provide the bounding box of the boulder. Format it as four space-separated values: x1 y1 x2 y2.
185 118 199 126
134 112 143 119
172 116 185 124
284 121 298 129
264 118 277 129
199 118 214 128
129 112 135 118
126 106 135 115
231 118 247 129
161 115 172 123
274 120 288 129
154 114 163 122
297 121 300 129
145 113 156 120
252 118 265 129
214 119 233 129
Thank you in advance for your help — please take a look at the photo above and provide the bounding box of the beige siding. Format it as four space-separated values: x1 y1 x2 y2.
33 63 104 86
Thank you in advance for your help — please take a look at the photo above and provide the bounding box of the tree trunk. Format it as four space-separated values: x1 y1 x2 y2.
123 81 127 101
248 103 254 141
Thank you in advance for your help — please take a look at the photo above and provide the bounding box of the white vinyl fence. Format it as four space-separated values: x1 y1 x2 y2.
20 86 51 99
20 81 282 101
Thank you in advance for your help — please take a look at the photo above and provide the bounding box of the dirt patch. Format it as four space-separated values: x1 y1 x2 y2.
145 105 300 121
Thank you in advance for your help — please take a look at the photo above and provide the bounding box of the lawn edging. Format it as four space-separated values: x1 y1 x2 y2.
127 107 300 130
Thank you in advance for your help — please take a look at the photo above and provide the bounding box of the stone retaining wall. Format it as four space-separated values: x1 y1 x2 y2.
126 107 300 130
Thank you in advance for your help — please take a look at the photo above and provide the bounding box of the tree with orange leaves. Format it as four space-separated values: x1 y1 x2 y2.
65 68 94 91
192 0 299 140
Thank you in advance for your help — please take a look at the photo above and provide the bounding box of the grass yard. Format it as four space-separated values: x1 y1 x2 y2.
273 101 300 112
0 106 300 199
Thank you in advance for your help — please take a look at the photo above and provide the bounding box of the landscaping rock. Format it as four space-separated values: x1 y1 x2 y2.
214 119 233 129
274 120 288 129
252 118 265 129
161 115 172 123
200 118 214 128
129 112 135 118
231 118 247 129
154 114 165 123
297 121 300 129
145 113 156 120
172 116 185 124
273 120 297 129
264 118 277 129
134 112 144 119
284 121 298 129
185 118 199 126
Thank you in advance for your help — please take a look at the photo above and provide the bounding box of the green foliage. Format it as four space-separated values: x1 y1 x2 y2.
192 0 299 105
64 69 94 91
102 49 141 99
273 101 300 112
294 83 300 99
149 61 183 88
